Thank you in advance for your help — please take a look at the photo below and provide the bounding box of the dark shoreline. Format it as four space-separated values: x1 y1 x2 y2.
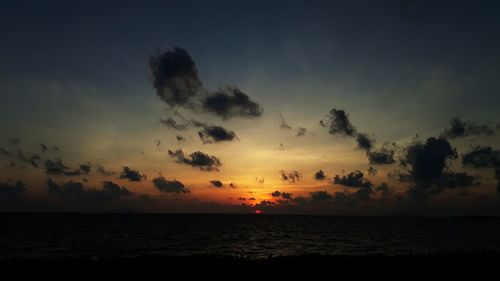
2 252 498 280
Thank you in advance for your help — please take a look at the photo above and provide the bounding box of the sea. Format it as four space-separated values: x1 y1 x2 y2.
1 213 500 258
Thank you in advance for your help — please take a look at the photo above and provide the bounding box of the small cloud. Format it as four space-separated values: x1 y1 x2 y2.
119 167 145 182
152 175 189 194
209 180 223 188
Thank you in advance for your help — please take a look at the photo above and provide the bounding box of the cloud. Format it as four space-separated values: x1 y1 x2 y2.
47 178 132 201
356 133 374 152
44 158 69 175
462 146 500 168
0 180 26 198
400 137 477 199
150 47 202 107
96 165 116 176
442 117 495 139
401 137 457 181
368 146 397 165
168 149 222 171
209 180 223 188
198 125 238 144
271 190 293 199
334 170 373 189
119 167 145 182
375 182 392 197
79 163 91 174
368 166 377 175
280 170 302 183
150 47 263 119
160 118 189 130
279 114 292 130
295 127 307 137
314 170 326 180
152 175 190 193
16 150 40 168
320 108 357 137
309 191 333 202
202 87 263 119
1 147 11 157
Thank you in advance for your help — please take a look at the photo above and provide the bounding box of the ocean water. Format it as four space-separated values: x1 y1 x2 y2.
1 213 500 258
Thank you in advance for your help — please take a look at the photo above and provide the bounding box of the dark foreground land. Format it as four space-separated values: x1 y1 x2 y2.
1 252 498 280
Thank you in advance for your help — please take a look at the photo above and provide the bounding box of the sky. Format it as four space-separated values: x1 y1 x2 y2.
1 0 500 216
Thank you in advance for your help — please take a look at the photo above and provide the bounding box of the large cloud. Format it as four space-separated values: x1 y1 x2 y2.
198 125 238 144
368 143 397 165
442 117 495 139
356 133 374 152
152 175 190 193
150 47 202 107
320 108 357 137
462 146 500 168
333 170 373 189
47 179 132 201
150 47 263 119
168 149 222 171
119 167 145 182
203 87 263 119
400 137 477 199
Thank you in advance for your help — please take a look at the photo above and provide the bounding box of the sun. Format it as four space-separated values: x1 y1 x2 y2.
255 209 263 215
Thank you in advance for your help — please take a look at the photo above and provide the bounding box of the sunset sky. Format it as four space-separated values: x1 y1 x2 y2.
1 0 500 215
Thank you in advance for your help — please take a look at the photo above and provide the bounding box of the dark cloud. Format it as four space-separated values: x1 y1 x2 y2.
203 87 263 119
79 163 91 174
0 180 26 197
16 150 40 168
1 147 11 157
271 190 293 200
309 191 333 202
168 149 222 171
442 117 495 139
119 167 145 182
280 170 302 183
400 137 477 199
279 114 292 130
356 133 374 152
368 166 377 176
47 178 132 201
152 175 189 194
320 108 357 137
209 180 223 188
44 158 69 175
368 146 397 165
333 170 373 189
375 182 392 197
160 118 189 130
198 125 238 144
462 146 500 168
96 165 116 176
150 47 202 107
314 170 326 180
401 137 457 182
295 127 307 137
